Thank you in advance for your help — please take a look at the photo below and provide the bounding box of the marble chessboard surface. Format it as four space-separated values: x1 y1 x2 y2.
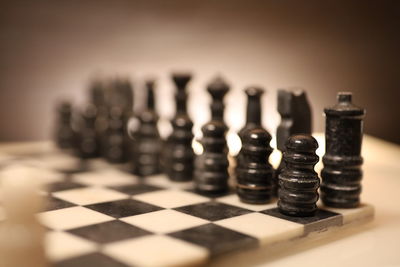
0 146 374 267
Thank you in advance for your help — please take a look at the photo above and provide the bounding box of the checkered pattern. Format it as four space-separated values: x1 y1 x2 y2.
0 150 374 267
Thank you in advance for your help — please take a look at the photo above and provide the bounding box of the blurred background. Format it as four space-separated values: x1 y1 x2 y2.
0 0 399 144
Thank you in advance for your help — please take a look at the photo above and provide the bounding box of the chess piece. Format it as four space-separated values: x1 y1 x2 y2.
275 89 312 196
0 171 48 267
237 87 271 178
195 121 229 195
164 72 195 181
238 87 265 139
172 72 191 115
207 76 230 123
104 106 128 163
237 128 274 204
321 92 365 208
76 104 99 159
278 134 319 217
54 101 75 149
131 80 162 176
109 78 134 112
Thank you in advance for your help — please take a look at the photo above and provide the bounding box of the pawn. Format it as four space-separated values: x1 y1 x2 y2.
76 104 99 159
103 106 128 163
237 128 274 204
131 80 162 176
165 115 195 181
195 121 229 195
54 101 75 149
278 134 320 217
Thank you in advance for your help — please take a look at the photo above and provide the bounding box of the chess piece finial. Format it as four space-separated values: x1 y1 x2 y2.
207 76 230 122
146 79 156 111
172 72 192 114
195 121 229 195
237 128 274 204
321 92 365 208
278 134 320 216
239 86 264 137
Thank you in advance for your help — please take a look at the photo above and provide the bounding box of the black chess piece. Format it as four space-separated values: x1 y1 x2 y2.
103 106 128 163
172 72 191 115
195 121 229 195
237 128 274 204
278 134 320 217
89 80 110 155
54 101 75 149
275 89 312 196
236 87 271 179
164 72 195 181
109 78 134 112
76 104 99 159
320 92 365 208
207 76 230 123
90 80 107 109
238 87 265 139
131 80 162 176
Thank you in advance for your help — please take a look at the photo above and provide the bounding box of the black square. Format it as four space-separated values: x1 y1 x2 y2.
53 252 129 267
45 181 86 193
174 201 252 221
68 220 151 244
110 184 164 195
261 208 343 233
169 223 258 256
43 196 76 211
85 199 163 218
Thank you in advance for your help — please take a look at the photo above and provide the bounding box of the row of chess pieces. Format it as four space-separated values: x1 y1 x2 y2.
55 72 366 217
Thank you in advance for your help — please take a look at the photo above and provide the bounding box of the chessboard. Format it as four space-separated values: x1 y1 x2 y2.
0 144 374 267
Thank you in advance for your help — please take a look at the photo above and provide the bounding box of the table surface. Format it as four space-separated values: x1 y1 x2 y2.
0 134 399 267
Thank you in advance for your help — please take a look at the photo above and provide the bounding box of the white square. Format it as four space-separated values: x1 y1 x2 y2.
53 187 128 205
121 209 208 234
0 164 63 185
217 194 277 211
36 153 80 171
103 235 208 266
85 158 114 170
215 213 304 245
38 206 114 230
45 231 97 261
133 189 209 208
145 174 194 190
72 169 138 187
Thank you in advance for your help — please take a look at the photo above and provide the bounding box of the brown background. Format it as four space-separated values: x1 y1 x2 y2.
0 0 399 143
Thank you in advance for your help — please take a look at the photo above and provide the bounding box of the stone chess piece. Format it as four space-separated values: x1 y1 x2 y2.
321 92 365 208
278 134 320 217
